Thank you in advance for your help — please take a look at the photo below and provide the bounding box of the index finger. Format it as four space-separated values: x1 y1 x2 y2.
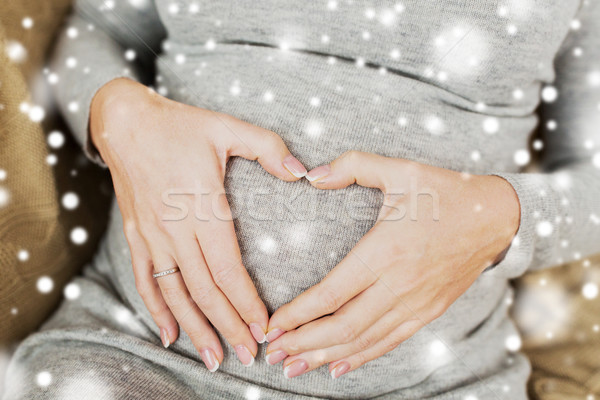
267 231 381 340
196 188 269 343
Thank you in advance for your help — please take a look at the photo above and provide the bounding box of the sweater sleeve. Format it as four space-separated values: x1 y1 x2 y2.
491 0 600 278
50 0 166 165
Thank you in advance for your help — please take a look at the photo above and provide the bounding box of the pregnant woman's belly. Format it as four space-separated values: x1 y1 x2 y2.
103 44 533 398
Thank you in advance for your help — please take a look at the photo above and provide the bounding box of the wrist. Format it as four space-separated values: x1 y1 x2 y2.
473 175 521 263
89 78 151 156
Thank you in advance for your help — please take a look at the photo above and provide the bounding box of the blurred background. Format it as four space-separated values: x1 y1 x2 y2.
0 1 599 399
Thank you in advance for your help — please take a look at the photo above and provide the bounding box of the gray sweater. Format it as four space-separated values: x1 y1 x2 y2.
6 0 600 399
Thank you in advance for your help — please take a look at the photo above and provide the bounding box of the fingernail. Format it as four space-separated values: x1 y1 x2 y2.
160 328 170 348
283 154 307 178
266 328 285 342
283 359 308 378
330 361 350 379
305 165 331 182
249 323 267 344
265 350 287 365
234 345 255 367
201 348 220 372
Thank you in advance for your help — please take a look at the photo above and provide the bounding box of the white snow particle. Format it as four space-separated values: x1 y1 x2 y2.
482 117 499 134
536 221 554 237
327 1 337 10
70 227 88 245
570 19 581 30
513 149 530 166
259 237 277 254
470 151 481 162
68 102 79 112
245 386 261 400
47 73 59 84
592 153 600 169
168 3 179 14
589 71 600 87
36 371 52 388
205 39 216 50
533 139 544 151
390 49 401 60
310 97 321 107
18 249 29 261
189 2 200 13
47 131 65 148
175 53 186 64
541 86 558 103
66 27 79 38
321 35 330 44
64 283 81 300
425 115 445 135
379 9 397 26
512 88 524 100
304 119 323 138
263 91 274 102
62 192 80 210
507 24 518 35
505 334 522 352
28 106 45 123
582 283 598 299
37 276 54 293
65 57 77 68
430 340 448 357
5 40 27 63
124 49 136 61
46 154 57 166
0 169 6 181
22 17 34 29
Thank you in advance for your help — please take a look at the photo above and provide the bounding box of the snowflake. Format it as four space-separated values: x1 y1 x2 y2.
37 276 54 293
513 149 530 166
536 221 553 237
36 371 52 388
62 192 80 210
70 227 88 245
22 17 34 29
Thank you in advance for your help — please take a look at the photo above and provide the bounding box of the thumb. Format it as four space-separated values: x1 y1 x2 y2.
220 115 307 182
305 151 392 190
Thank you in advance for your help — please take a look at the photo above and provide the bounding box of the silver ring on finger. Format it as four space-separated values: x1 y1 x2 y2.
153 266 181 279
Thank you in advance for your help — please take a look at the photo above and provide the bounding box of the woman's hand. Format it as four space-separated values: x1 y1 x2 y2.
90 78 307 371
264 151 520 378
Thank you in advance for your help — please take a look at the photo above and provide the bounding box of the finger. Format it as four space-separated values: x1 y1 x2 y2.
196 186 269 343
214 114 307 181
152 251 223 372
305 150 396 190
124 220 178 348
267 280 396 356
274 307 407 377
267 232 381 340
169 234 258 367
329 319 425 379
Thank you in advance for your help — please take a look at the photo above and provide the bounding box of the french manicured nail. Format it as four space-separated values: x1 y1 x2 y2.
234 345 255 367
249 323 267 344
283 154 307 178
266 328 285 342
283 359 308 378
160 328 170 348
265 350 288 365
330 361 350 379
201 348 220 372
305 165 331 182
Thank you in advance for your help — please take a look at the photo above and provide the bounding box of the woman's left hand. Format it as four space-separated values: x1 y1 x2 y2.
265 151 521 379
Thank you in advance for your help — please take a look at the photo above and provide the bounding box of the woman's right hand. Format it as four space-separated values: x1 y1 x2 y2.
89 78 307 371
